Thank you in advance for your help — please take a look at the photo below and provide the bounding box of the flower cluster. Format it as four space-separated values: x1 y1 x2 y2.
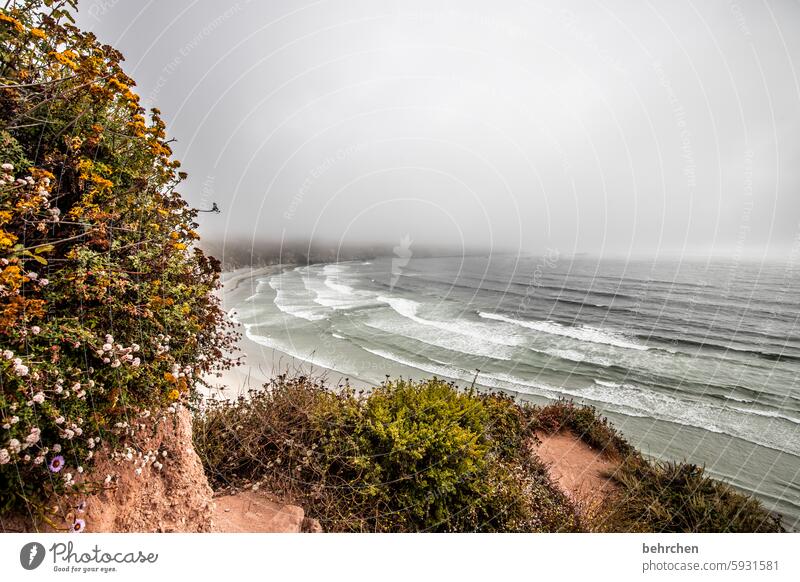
0 0 240 524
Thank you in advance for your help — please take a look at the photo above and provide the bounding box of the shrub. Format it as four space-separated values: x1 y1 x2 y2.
595 458 784 533
0 0 237 522
194 376 580 532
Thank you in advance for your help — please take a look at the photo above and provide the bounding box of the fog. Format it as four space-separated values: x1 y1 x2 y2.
78 0 800 259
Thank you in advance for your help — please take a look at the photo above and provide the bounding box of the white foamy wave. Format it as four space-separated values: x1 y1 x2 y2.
332 333 346 340
376 296 525 348
269 275 328 321
363 318 516 361
544 348 613 368
300 265 376 310
245 330 338 370
563 380 800 456
593 379 620 388
479 312 648 351
362 347 472 381
730 406 800 426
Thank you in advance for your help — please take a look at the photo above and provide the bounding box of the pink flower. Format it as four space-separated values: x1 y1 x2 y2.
30 326 41 335
48 455 65 473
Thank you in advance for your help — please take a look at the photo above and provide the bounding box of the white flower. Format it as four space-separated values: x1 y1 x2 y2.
32 392 44 404
2 350 13 359
71 383 81 391
102 343 112 352
26 272 38 281
77 466 84 474
25 428 41 445
30 326 41 335
1 423 8 430
55 416 65 424
134 468 142 476
0 449 9 464
132 357 140 367
13 363 29 376
132 343 140 352
33 456 44 465
64 472 72 481
104 474 112 484
1 163 13 171
38 278 48 286
52 444 61 453
11 416 18 424
110 360 121 368
63 429 75 440
8 439 21 453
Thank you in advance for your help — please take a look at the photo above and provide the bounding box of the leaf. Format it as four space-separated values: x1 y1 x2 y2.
34 244 54 254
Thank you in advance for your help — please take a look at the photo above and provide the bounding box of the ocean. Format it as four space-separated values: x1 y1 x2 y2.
228 254 800 529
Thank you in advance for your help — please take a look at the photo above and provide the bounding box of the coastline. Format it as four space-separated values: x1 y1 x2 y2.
200 264 361 401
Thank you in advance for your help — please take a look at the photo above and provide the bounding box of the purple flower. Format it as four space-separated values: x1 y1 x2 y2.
48 455 65 473
71 518 85 533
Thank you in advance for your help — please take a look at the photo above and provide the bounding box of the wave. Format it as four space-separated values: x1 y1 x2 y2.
269 273 328 321
479 312 648 351
376 296 525 348
543 348 613 367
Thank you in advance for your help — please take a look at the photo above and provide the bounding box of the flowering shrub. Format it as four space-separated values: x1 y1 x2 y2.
0 0 237 521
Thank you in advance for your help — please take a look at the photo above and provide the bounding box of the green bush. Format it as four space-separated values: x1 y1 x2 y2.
194 376 580 532
0 0 236 523
595 458 784 533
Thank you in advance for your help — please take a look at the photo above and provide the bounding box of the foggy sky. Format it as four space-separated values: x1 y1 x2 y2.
78 0 800 258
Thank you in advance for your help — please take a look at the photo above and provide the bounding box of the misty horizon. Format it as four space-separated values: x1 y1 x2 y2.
78 0 800 261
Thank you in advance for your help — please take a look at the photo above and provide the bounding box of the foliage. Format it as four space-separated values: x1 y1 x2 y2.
0 0 237 521
194 376 580 532
595 457 784 533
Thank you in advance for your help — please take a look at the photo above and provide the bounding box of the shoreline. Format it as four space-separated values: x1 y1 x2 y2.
201 264 363 400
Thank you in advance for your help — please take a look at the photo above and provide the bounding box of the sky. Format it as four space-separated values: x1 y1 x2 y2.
77 0 800 259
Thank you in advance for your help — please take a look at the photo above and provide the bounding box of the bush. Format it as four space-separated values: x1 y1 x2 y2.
0 0 236 522
595 458 784 533
194 376 580 532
